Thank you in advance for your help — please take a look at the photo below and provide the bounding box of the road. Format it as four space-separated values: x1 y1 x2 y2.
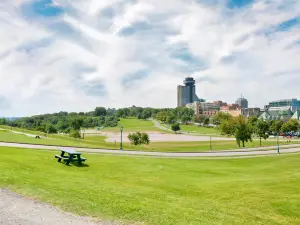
1 142 300 158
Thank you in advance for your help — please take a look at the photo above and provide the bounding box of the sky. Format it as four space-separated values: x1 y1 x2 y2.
0 0 300 116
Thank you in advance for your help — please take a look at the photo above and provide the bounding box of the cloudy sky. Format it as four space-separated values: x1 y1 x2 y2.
0 0 300 116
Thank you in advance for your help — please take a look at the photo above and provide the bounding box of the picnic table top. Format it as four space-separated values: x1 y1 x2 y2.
59 148 81 155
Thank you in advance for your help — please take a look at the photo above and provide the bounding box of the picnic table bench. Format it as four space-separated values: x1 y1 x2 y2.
55 148 86 165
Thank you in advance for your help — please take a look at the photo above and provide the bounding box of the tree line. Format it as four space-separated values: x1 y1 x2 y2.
212 112 300 147
0 106 195 138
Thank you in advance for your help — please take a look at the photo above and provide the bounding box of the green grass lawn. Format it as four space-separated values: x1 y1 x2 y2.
1 129 300 152
100 118 163 132
0 147 299 224
180 124 221 136
141 139 300 152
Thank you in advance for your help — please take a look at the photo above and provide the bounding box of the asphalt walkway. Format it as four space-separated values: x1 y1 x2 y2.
1 142 300 157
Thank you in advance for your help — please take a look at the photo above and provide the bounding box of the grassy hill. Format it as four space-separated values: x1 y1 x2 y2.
100 118 163 132
0 147 299 225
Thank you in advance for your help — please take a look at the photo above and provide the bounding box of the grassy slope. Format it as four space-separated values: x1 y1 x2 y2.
0 147 299 225
180 124 220 136
101 118 163 132
1 129 300 152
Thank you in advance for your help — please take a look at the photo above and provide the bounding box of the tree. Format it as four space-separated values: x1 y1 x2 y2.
234 116 253 148
270 120 284 135
181 115 191 124
94 107 107 117
219 119 236 136
166 113 176 124
212 112 232 125
0 118 6 125
141 108 152 120
194 115 206 124
171 123 180 133
203 117 210 126
255 119 269 146
141 132 150 145
156 111 168 123
248 116 258 133
219 116 253 148
45 124 57 134
128 132 150 145
281 119 299 133
71 117 84 131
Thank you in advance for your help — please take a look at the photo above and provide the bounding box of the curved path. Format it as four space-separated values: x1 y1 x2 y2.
1 142 300 158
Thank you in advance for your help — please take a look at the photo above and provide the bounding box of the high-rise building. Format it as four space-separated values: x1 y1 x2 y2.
177 77 202 107
266 99 300 113
235 96 248 109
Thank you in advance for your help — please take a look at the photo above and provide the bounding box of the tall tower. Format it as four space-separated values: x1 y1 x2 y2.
235 95 248 109
177 77 201 107
183 77 196 103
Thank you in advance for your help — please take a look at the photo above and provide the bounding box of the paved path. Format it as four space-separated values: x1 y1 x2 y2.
1 142 300 158
0 189 115 225
103 132 235 143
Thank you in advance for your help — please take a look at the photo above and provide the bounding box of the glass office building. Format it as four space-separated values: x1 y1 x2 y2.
267 99 300 112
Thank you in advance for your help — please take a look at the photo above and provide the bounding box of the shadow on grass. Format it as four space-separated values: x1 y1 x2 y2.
56 161 90 167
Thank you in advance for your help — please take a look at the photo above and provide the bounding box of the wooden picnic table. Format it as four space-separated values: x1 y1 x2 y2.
55 148 86 165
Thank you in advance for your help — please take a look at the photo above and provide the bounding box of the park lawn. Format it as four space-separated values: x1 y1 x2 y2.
1 129 300 152
101 118 163 132
180 124 221 136
140 139 300 152
0 129 116 149
0 147 300 225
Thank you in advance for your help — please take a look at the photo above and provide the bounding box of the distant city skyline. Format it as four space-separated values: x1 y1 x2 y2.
0 0 300 117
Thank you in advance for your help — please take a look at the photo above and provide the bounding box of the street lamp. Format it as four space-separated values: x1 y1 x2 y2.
120 125 123 150
277 134 280 154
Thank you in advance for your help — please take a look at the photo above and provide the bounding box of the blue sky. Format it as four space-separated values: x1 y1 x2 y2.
0 0 300 116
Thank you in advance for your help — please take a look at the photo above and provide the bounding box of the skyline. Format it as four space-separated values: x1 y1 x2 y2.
0 0 300 117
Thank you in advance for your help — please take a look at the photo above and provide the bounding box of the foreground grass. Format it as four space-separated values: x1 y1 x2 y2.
0 147 300 225
1 129 300 152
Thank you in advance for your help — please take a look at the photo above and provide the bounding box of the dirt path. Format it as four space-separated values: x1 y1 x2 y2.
101 132 235 142
0 189 115 225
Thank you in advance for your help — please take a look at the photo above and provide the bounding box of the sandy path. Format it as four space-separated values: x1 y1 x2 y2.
90 132 235 143
0 189 115 225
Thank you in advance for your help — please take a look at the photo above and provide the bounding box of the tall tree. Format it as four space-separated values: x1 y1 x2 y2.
281 119 299 133
94 107 107 117
255 119 269 146
235 116 253 148
270 120 284 135
212 112 232 125
71 117 84 131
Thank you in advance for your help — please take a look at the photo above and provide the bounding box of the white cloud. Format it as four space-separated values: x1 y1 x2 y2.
0 0 300 116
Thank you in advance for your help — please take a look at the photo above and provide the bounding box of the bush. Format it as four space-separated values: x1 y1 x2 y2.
128 132 150 145
69 129 81 138
171 123 180 133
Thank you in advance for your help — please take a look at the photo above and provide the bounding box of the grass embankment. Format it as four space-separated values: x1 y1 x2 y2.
0 147 300 225
1 129 300 152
